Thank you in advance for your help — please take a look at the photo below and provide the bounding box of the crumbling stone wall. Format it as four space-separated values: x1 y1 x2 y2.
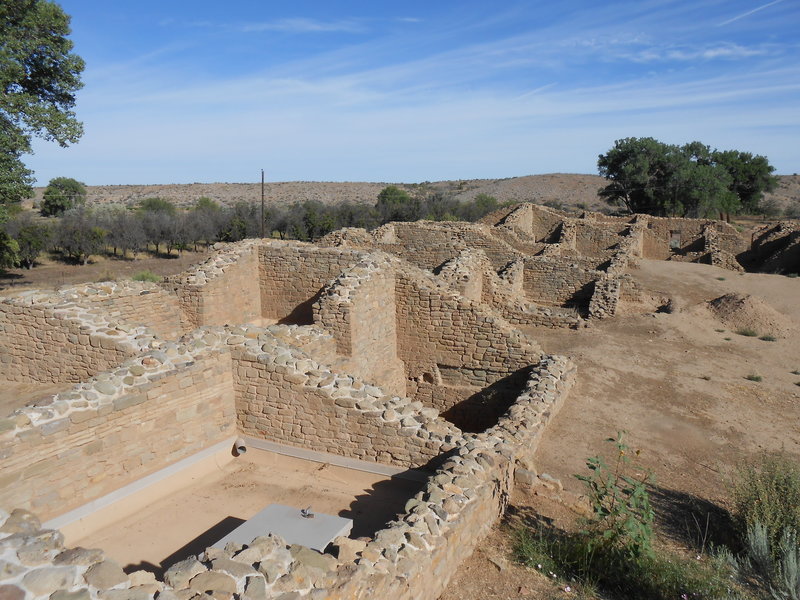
522 256 600 308
0 356 576 600
394 259 543 425
313 254 406 396
370 221 522 271
0 345 236 519
163 240 261 328
438 250 583 329
0 292 157 385
64 281 189 339
259 243 364 324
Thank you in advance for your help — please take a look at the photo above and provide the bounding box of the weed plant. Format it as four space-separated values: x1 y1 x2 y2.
513 433 744 599
745 374 763 382
736 329 759 337
759 335 777 342
132 270 161 283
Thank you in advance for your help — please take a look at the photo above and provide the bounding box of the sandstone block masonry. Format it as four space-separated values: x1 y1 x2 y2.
0 350 576 600
162 240 262 328
0 288 159 385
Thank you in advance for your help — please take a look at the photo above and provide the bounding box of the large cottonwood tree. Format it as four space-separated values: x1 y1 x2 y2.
0 0 85 204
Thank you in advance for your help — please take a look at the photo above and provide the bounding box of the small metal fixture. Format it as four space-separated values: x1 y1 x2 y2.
300 506 315 519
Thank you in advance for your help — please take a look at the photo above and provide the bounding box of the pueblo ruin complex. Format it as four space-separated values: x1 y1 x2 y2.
0 203 798 599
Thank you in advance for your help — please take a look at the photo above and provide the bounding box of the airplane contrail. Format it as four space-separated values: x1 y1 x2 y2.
718 0 786 26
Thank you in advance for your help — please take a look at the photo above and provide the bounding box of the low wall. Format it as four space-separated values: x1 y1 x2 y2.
163 240 261 328
373 221 522 271
0 344 237 520
522 256 599 307
0 293 157 384
62 281 189 340
212 325 461 469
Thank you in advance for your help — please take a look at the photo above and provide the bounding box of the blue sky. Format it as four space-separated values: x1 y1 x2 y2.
27 0 800 185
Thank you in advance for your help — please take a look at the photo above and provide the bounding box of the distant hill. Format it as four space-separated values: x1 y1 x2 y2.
30 173 798 213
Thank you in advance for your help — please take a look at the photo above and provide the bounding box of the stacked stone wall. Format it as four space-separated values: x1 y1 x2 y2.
163 241 261 328
573 221 626 255
312 254 406 396
0 293 157 385
217 325 460 469
438 250 582 329
0 356 576 600
394 260 543 418
373 222 521 271
522 256 599 307
64 282 189 339
0 345 236 519
259 243 363 324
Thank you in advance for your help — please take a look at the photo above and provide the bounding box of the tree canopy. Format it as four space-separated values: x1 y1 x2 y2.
0 0 85 204
41 176 86 216
597 137 777 218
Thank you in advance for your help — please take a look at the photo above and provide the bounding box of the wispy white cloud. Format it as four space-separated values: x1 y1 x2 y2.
718 0 786 26
26 1 800 185
627 42 770 62
240 18 365 34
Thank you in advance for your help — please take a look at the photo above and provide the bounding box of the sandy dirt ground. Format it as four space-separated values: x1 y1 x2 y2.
441 259 800 598
73 450 423 576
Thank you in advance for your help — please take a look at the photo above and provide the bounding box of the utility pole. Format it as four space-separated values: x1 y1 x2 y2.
260 169 265 238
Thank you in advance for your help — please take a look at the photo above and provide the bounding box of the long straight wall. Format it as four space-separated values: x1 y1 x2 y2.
0 352 236 520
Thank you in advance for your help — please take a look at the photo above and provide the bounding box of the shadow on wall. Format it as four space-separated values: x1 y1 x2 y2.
339 454 455 539
123 516 246 578
277 289 322 326
442 367 533 433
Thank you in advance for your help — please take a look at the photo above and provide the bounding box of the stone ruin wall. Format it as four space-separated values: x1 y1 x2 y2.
364 221 523 271
393 259 545 429
0 344 236 520
163 240 262 329
0 351 576 600
259 244 364 325
437 250 583 329
522 256 600 308
223 325 460 469
0 290 159 385
312 254 406 397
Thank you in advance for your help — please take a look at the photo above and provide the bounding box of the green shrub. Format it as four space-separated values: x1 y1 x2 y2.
575 432 654 558
759 335 777 342
732 453 800 562
745 374 763 382
131 270 161 283
736 328 758 337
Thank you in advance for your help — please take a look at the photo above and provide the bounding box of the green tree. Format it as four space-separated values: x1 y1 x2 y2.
0 1 85 204
41 176 86 216
598 137 777 218
4 212 49 268
713 150 778 214
137 197 176 215
597 137 674 215
0 206 20 268
376 185 420 222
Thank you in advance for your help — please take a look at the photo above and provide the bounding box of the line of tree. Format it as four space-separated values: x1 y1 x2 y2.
597 137 778 219
0 185 504 270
